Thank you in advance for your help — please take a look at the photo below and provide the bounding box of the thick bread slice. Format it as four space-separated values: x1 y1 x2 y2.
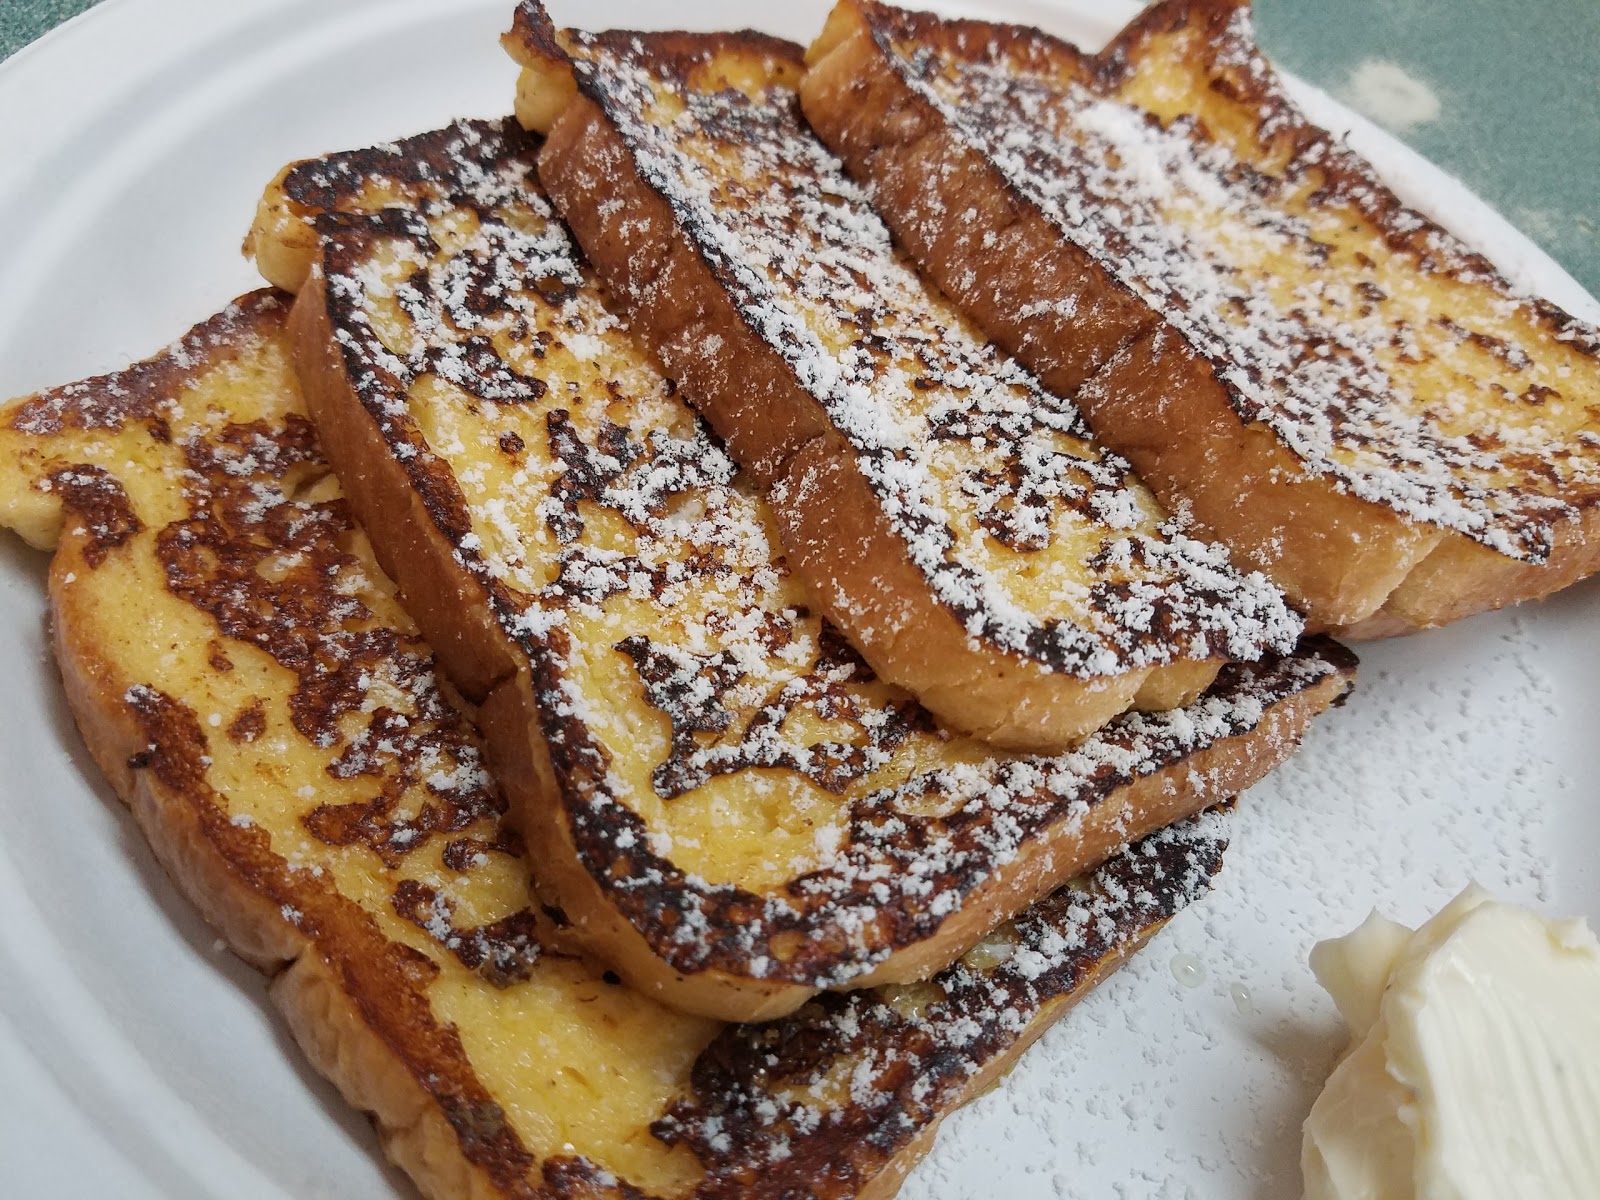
0 292 1233 1198
254 118 1354 1020
801 0 1600 636
503 5 1304 752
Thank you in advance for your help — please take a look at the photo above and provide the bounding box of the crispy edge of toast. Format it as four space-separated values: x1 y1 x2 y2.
1102 0 1600 636
800 0 1600 635
506 6 1256 751
31 296 550 1199
271 130 1353 1020
284 249 809 1023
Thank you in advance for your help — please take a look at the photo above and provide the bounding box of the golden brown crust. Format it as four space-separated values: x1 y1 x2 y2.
850 656 1348 986
798 3 1429 629
800 2 1151 400
294 219 1351 1017
28 307 555 1196
803 0 1600 635
477 672 811 1021
50 539 311 973
49 539 551 1199
271 953 514 1200
518 6 1301 749
537 96 1164 748
1075 328 1443 628
1340 508 1600 637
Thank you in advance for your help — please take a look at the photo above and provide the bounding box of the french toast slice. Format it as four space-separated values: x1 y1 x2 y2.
801 0 1600 636
503 5 1303 752
251 118 1354 1021
0 290 1237 1200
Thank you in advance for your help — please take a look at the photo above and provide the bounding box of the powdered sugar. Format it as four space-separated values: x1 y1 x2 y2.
883 7 1600 560
567 35 1300 673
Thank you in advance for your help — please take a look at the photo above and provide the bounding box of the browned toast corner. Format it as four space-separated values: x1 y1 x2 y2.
251 117 1353 1021
0 291 1238 1199
506 3 1304 753
801 0 1600 636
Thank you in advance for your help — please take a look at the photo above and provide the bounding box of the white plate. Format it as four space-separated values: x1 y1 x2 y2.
1 1 1596 1197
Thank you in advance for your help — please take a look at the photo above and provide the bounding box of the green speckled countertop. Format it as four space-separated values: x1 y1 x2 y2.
3 0 1596 296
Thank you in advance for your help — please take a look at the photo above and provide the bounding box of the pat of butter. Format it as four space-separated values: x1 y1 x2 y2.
1303 885 1600 1200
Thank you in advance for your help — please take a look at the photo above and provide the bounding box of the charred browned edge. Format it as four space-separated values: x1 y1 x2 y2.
59 623 546 1196
530 12 1299 684
512 0 803 83
936 0 1600 364
834 0 1159 399
6 290 287 437
538 631 1349 990
115 689 545 1195
284 120 555 708
839 0 1194 402
657 812 1227 1199
857 0 1094 79
280 117 538 227
885 0 1600 430
834 0 1600 615
508 0 564 63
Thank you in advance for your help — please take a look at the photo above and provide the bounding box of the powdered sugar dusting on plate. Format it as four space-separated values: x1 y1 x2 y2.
897 607 1567 1199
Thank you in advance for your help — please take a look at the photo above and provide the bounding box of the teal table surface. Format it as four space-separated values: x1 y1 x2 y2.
3 0 1597 297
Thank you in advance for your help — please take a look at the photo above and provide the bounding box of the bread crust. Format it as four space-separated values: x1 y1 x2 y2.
271 954 510 1200
48 536 544 1200
290 265 820 1020
537 95 1185 748
799 4 1427 629
289 270 516 702
514 10 1303 751
51 539 310 974
848 655 1346 987
801 0 1600 636
292 251 795 1019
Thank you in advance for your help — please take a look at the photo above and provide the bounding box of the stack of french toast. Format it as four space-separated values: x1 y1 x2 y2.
1 0 1595 1194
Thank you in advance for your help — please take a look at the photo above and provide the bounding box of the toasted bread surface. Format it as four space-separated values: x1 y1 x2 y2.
506 4 1303 750
802 0 1600 634
0 293 1235 1197
256 118 1353 1019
